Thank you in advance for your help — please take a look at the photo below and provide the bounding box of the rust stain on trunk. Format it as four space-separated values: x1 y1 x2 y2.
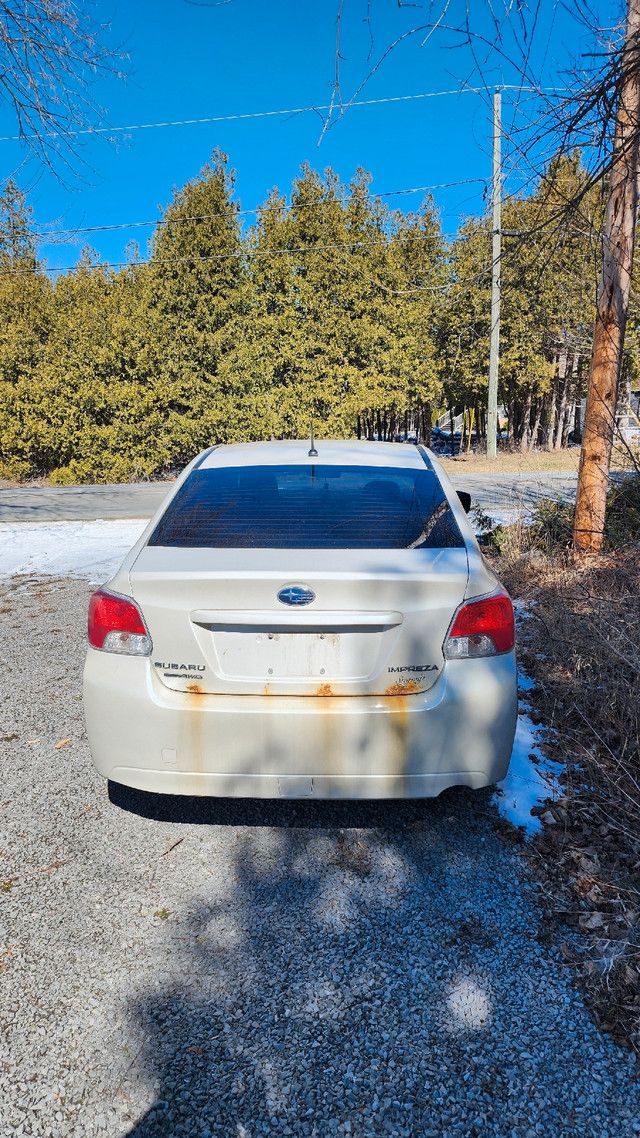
184 689 205 775
379 692 411 791
316 683 334 697
384 680 421 696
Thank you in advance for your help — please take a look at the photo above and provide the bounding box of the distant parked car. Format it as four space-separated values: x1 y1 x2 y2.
84 440 517 800
429 427 462 455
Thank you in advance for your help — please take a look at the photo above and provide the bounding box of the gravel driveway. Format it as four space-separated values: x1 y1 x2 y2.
1 577 639 1138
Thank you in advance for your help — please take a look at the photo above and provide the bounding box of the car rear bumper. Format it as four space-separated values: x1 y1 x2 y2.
83 650 517 799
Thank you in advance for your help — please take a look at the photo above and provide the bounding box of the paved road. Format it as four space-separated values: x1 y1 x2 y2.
0 473 579 522
451 471 578 510
0 482 173 522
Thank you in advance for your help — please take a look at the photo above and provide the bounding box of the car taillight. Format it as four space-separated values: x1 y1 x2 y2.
87 588 152 656
444 592 514 659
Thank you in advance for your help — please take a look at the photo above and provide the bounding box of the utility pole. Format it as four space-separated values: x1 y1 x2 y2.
573 0 640 552
486 88 501 459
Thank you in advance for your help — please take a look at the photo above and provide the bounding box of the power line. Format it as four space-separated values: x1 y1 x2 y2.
22 214 596 276
0 86 567 143
33 179 488 241
0 242 492 297
0 230 468 276
6 212 591 278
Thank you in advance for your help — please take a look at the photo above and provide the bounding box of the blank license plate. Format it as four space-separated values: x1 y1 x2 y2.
211 630 347 679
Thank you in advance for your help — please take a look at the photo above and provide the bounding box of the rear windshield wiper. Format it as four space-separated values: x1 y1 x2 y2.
406 501 449 549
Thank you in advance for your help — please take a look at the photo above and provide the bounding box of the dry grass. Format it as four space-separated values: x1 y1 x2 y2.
439 440 639 476
440 449 582 476
499 545 640 1052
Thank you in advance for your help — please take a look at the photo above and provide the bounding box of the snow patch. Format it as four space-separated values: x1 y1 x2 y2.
494 671 562 836
472 506 533 533
0 519 149 583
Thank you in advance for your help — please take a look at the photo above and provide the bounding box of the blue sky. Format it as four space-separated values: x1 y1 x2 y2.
0 0 617 271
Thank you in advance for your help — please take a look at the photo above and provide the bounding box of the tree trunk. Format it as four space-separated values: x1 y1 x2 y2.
617 370 632 430
553 350 569 449
423 401 432 449
506 398 515 445
474 402 483 445
562 401 574 448
531 398 543 449
574 0 640 551
563 353 580 447
539 392 549 449
520 390 533 453
573 400 582 444
545 379 557 451
466 407 475 454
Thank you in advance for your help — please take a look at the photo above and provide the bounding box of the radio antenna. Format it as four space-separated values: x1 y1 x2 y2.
308 419 318 457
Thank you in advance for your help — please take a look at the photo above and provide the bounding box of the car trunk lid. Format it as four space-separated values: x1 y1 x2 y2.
129 546 469 696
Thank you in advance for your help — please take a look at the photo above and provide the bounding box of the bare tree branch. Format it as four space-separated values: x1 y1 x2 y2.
0 1 127 181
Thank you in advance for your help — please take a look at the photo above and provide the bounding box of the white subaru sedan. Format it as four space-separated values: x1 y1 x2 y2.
83 440 517 799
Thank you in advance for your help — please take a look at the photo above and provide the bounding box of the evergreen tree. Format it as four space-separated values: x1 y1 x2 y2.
440 153 601 450
228 164 444 442
0 152 614 482
0 182 52 479
145 148 248 460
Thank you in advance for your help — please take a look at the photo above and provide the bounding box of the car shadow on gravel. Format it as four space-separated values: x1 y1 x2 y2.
109 785 572 1138
110 782 640 1138
118 787 500 1138
107 778 491 830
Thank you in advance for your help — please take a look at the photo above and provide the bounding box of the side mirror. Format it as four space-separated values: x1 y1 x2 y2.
457 490 471 514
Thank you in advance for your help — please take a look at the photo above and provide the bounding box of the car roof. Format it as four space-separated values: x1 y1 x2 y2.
199 439 429 470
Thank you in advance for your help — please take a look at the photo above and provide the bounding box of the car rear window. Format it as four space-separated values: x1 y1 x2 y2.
148 464 465 549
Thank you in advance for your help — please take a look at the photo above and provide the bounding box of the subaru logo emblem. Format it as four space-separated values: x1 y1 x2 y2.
278 585 316 606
